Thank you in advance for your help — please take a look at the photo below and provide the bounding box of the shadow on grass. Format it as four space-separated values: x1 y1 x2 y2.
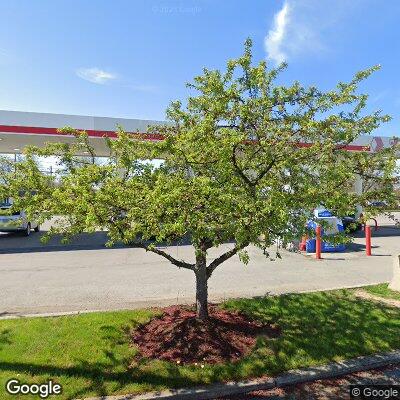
222 290 400 377
0 360 196 399
0 329 11 351
0 318 199 399
0 291 399 399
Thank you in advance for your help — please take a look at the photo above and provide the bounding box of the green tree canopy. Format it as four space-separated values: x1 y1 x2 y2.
2 39 398 320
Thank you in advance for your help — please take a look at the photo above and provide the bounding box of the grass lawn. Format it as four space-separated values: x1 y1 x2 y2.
1 290 400 399
363 283 400 301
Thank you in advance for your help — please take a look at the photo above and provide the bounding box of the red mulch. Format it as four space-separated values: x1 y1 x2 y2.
131 305 280 365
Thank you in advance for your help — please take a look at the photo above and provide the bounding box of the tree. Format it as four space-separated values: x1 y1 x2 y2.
3 39 399 321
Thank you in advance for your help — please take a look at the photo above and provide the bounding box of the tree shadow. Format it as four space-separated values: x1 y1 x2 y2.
0 329 11 351
222 291 400 379
0 230 234 254
0 359 198 399
0 319 200 399
352 226 400 238
1 292 399 399
0 231 197 254
0 231 111 254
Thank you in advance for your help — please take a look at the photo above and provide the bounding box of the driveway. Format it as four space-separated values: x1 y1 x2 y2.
0 214 399 317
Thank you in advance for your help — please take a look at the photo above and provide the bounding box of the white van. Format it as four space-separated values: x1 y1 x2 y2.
0 198 40 236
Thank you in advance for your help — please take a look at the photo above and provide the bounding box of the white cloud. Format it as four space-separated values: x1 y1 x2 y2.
264 0 327 65
75 68 158 91
76 67 117 84
264 1 291 64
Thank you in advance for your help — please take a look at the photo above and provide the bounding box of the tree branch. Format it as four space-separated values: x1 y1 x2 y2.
206 243 249 278
231 143 254 189
254 158 275 185
134 243 195 271
111 219 195 272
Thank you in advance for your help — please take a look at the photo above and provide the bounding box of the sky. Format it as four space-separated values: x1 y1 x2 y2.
0 0 399 137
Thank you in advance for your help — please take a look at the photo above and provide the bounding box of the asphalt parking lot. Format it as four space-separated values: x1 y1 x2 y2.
0 214 399 317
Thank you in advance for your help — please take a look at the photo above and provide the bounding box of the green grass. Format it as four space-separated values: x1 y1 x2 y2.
1 290 400 399
363 283 400 301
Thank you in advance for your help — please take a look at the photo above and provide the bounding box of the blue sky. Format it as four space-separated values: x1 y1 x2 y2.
0 0 399 137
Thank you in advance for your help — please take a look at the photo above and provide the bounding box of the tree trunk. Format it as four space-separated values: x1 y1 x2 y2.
195 252 209 321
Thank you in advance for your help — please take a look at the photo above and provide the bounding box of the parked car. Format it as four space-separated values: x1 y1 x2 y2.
367 200 388 208
0 198 39 236
342 215 363 233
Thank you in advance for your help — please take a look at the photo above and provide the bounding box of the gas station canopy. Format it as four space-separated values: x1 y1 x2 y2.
0 110 165 157
0 109 398 158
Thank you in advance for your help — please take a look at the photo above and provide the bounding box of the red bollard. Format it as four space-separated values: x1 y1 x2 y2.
365 225 372 256
299 236 307 251
316 225 322 259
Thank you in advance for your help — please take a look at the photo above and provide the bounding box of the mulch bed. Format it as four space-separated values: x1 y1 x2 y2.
131 305 280 365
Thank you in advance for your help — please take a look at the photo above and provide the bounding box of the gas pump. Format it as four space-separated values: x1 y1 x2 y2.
306 209 346 253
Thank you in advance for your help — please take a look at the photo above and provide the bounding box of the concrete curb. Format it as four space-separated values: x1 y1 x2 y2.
83 350 400 400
